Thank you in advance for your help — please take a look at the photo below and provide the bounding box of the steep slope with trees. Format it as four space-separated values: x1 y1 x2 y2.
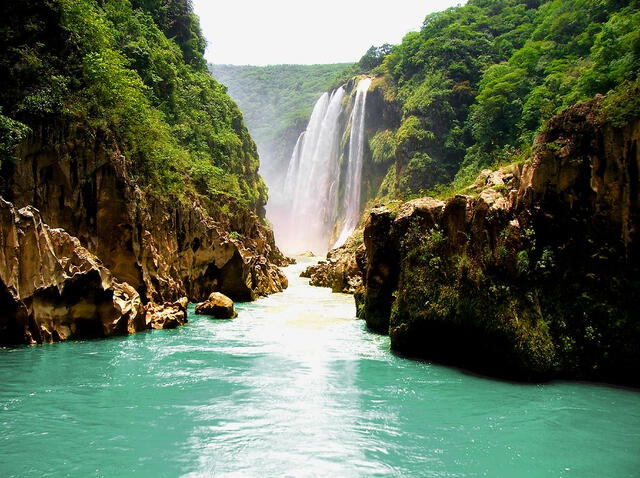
327 0 639 202
209 63 350 188
0 0 287 344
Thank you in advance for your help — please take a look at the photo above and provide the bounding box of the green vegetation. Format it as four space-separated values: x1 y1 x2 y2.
209 63 350 181
0 0 265 209
355 0 640 198
389 189 639 381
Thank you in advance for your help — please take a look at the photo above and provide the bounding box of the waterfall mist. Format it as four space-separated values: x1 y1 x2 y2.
269 77 372 255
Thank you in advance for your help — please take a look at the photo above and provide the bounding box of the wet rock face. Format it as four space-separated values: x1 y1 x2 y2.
2 124 287 304
361 208 399 334
302 244 364 294
195 292 237 319
0 199 145 344
145 298 188 330
359 103 640 384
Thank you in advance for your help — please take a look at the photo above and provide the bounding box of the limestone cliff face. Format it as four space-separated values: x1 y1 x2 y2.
359 101 640 385
1 124 287 306
0 199 146 344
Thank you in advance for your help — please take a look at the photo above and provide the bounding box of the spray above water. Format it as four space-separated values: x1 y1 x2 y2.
276 78 371 255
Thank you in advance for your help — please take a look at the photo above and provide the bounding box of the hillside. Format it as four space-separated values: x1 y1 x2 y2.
209 63 350 188
0 0 287 344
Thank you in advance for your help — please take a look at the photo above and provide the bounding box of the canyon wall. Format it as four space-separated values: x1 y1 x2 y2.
0 124 287 344
0 198 147 344
353 100 639 385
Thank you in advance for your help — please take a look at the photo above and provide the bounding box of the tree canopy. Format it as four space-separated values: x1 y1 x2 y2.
0 0 265 209
356 0 640 197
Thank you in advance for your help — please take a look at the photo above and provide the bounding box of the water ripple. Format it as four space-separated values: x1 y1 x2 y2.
0 258 638 477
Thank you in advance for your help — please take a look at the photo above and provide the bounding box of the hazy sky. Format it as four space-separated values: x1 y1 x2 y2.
192 0 465 65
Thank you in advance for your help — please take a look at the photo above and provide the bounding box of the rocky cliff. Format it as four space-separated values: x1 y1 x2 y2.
0 198 140 343
0 0 288 345
0 123 287 344
2 123 287 302
357 100 640 385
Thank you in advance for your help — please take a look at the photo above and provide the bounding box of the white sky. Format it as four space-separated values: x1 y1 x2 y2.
192 0 465 65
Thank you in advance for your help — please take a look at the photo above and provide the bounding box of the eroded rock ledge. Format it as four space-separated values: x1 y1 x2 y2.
0 199 195 344
0 199 146 343
1 124 287 301
358 101 640 385
0 123 288 344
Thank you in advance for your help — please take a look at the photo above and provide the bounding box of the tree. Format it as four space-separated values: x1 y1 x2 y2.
358 44 393 71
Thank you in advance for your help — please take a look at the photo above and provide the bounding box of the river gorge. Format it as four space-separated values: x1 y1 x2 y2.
1 259 639 477
2 0 640 476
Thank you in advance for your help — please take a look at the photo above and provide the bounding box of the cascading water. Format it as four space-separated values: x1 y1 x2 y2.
277 78 371 255
334 77 372 248
277 87 346 254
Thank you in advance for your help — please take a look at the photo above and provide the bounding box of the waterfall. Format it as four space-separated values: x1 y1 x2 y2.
290 87 346 229
283 132 305 197
334 77 372 248
278 78 371 255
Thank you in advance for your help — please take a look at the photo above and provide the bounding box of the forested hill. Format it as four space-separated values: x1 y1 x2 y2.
1 0 266 210
209 63 350 186
345 0 640 200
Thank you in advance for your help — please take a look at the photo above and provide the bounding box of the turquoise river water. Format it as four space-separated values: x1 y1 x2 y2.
1 258 639 477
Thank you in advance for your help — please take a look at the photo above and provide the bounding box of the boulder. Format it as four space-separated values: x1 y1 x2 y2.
195 292 237 319
145 298 188 330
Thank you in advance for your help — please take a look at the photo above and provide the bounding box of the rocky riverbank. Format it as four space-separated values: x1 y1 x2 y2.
0 124 287 344
301 237 365 294
338 99 639 385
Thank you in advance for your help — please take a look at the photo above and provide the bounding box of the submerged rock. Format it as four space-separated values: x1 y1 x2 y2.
195 292 237 319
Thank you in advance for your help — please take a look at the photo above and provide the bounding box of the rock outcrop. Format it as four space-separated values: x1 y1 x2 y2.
0 198 192 344
0 199 146 344
1 123 287 305
358 101 640 385
145 298 188 330
195 292 237 319
301 243 365 294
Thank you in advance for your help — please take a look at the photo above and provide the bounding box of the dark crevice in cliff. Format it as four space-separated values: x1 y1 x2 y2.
0 279 29 345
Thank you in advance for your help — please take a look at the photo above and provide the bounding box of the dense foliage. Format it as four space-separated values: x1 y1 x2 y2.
358 0 640 197
209 63 350 182
0 0 265 209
